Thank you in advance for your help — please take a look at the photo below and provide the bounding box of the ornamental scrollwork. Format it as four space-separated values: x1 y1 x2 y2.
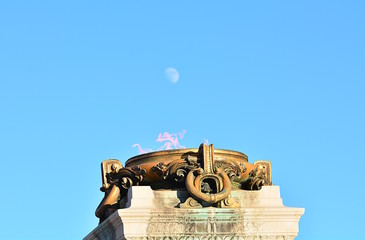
95 159 146 222
95 143 273 222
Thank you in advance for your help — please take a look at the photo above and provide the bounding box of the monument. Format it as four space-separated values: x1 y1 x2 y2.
84 144 304 239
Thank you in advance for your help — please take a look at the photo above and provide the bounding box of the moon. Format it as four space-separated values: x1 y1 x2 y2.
165 68 179 83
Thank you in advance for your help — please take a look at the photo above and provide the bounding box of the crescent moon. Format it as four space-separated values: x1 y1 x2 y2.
165 68 179 83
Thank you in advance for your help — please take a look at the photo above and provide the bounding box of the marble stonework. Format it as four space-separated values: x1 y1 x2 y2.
84 186 304 240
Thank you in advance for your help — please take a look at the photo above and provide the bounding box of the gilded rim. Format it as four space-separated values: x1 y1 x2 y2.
125 148 248 167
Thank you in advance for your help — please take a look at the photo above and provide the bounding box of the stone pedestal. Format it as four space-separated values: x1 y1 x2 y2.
84 186 304 240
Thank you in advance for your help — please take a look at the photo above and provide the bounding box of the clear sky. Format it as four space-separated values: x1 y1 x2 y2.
0 1 364 239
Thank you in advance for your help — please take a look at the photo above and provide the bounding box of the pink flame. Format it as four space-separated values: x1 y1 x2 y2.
132 144 153 154
204 138 209 145
156 130 187 149
133 130 187 154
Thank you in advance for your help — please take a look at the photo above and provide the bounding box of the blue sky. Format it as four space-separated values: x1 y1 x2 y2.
0 1 364 239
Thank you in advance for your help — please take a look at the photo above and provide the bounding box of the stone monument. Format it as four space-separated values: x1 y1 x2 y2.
84 144 304 239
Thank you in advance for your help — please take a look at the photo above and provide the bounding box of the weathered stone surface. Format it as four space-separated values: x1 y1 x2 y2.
84 186 304 240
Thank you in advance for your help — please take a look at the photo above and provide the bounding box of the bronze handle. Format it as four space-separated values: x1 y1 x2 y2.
95 184 120 218
185 168 231 204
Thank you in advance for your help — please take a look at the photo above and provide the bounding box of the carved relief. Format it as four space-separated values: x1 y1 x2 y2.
240 161 272 190
124 236 295 240
254 161 272 186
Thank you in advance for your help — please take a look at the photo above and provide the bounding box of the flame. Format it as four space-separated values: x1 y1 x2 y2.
133 130 210 154
132 144 153 154
156 130 187 149
133 130 187 154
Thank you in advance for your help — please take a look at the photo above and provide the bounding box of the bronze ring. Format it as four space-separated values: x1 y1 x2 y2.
185 168 231 204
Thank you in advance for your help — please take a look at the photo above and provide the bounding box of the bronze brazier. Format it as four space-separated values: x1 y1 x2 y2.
96 144 272 222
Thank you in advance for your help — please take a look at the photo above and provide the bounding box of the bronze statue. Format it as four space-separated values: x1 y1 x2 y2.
95 143 272 223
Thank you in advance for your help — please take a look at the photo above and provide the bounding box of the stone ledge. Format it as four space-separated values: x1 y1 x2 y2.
84 186 304 240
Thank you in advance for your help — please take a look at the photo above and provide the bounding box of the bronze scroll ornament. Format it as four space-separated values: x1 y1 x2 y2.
95 143 272 223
